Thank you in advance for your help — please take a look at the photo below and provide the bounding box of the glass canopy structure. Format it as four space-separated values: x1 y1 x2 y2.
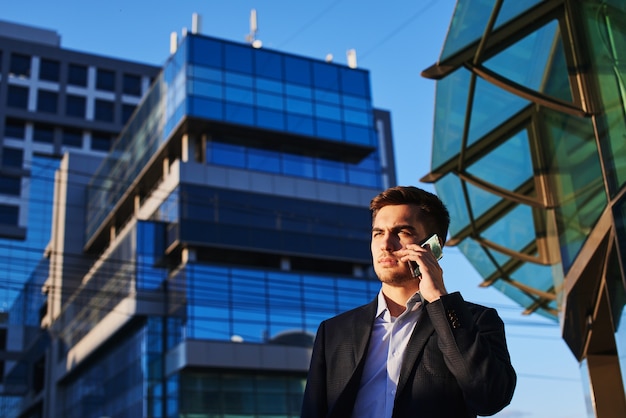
421 1 626 416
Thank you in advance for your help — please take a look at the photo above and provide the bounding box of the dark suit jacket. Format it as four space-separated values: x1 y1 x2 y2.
301 292 516 418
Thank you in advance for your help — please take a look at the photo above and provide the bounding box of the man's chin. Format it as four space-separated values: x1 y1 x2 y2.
378 274 414 286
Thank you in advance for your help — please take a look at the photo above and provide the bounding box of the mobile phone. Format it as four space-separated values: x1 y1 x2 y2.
408 234 443 278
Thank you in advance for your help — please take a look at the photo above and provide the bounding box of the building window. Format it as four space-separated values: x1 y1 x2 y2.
33 123 55 144
0 175 21 196
37 90 58 113
39 58 60 82
123 73 141 96
68 63 88 86
96 68 115 91
9 53 30 77
62 128 82 148
66 95 86 118
0 204 19 226
4 118 25 139
91 131 113 151
94 99 115 122
122 104 136 124
7 85 29 109
2 147 24 168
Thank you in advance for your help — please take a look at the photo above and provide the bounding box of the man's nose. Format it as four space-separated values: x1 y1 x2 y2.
381 234 400 251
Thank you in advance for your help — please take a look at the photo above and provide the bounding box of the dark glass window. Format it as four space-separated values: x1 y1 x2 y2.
256 109 285 131
33 123 55 143
62 128 82 148
0 175 21 196
255 49 283 79
10 53 30 77
191 37 222 67
2 147 23 168
340 67 368 98
249 148 280 173
68 63 88 86
209 142 246 168
95 99 115 122
66 95 86 118
284 56 311 85
96 68 115 91
4 118 25 139
122 104 136 124
224 43 253 74
91 132 113 151
0 205 19 226
7 85 29 109
313 62 339 91
122 73 141 96
39 59 60 82
37 90 58 113
0 51 3 73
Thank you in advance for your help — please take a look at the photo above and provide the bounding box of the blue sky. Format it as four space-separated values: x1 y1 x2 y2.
3 1 589 416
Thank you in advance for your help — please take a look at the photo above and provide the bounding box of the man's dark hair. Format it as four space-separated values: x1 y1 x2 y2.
370 186 450 243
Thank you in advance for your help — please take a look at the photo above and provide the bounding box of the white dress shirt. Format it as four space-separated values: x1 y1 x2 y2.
351 289 423 418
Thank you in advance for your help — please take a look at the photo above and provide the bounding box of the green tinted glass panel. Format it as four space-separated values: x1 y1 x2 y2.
492 278 556 320
432 69 470 168
491 279 536 309
431 68 531 170
441 0 543 61
482 204 536 254
581 1 626 192
435 173 503 237
543 110 606 271
511 261 554 294
467 128 534 193
469 77 529 147
484 20 572 103
458 237 510 277
435 174 472 237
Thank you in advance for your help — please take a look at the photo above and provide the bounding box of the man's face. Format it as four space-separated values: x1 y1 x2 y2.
371 204 429 285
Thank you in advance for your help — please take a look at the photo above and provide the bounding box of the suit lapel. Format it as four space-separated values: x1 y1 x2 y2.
328 298 378 418
349 298 378 367
395 307 434 395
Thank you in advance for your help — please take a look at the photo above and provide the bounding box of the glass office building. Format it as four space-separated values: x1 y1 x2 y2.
0 20 160 415
2 26 396 417
420 1 626 416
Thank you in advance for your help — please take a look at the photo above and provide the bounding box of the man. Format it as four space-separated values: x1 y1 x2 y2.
301 186 516 418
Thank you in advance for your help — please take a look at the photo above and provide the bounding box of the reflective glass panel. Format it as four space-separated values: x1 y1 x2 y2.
543 110 606 271
224 43 253 74
441 0 543 61
39 58 60 82
580 1 626 192
67 63 87 86
255 49 283 79
284 56 311 85
484 21 569 100
37 90 58 113
467 128 534 193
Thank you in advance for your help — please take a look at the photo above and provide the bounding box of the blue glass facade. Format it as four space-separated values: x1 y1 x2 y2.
16 31 394 418
86 34 379 248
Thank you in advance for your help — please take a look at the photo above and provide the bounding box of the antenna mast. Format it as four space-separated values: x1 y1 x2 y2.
246 9 262 48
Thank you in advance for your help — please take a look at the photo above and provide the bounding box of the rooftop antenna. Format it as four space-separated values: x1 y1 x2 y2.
346 49 357 69
192 12 202 34
170 31 178 54
245 9 262 48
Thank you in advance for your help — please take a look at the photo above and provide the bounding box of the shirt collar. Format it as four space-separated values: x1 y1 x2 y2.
375 288 424 319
